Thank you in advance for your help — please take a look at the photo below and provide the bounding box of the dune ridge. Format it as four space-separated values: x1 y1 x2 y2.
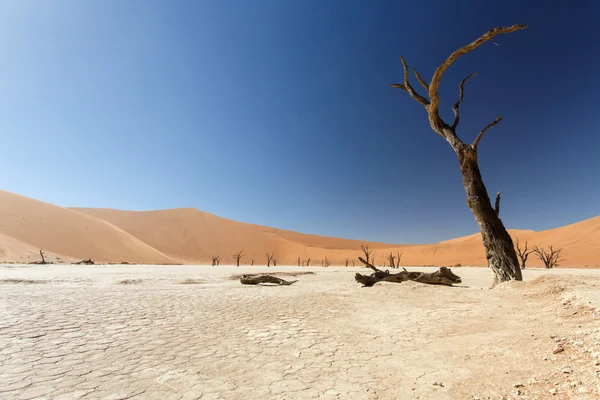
0 190 598 267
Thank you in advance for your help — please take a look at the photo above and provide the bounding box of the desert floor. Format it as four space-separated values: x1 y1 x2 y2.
1 265 599 400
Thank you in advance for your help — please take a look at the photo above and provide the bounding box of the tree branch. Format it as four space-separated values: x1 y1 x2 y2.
494 191 501 216
451 73 477 129
390 56 430 107
472 116 503 149
413 67 429 92
428 24 528 120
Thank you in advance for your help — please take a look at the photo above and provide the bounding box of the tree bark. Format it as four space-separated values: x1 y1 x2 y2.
456 146 522 285
240 275 297 285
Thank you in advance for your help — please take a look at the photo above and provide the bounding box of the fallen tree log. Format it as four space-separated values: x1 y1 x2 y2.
240 274 298 286
74 259 95 265
355 257 461 287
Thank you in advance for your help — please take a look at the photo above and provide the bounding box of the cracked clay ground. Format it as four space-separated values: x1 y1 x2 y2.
1 265 599 400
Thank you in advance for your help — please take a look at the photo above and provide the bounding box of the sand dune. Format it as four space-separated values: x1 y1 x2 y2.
0 190 598 267
0 191 174 264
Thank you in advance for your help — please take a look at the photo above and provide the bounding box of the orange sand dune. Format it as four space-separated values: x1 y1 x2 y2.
0 191 174 264
0 190 598 267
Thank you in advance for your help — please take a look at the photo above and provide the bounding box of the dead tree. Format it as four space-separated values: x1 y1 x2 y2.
532 245 563 269
351 259 356 267
39 249 46 264
514 238 533 269
251 258 254 266
391 24 527 286
360 244 373 265
232 250 245 267
355 257 461 287
240 275 297 286
297 256 301 267
273 258 277 267
211 256 220 266
396 252 403 268
304 257 311 267
386 252 402 268
345 258 349 267
265 252 274 267
322 257 331 267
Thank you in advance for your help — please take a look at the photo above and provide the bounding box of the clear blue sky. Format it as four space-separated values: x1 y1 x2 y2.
1 0 598 244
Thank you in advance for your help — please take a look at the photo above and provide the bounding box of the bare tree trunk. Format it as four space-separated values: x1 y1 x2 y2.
456 146 522 285
390 24 528 286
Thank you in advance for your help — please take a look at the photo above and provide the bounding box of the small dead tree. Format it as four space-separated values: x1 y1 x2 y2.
396 252 403 268
322 257 331 267
232 250 245 267
391 24 528 286
386 252 397 268
304 257 311 267
533 245 563 269
514 238 533 270
351 259 356 267
345 258 349 267
265 252 274 267
360 244 373 265
39 249 46 264
211 256 220 266
251 258 254 266
273 258 277 267
297 256 301 267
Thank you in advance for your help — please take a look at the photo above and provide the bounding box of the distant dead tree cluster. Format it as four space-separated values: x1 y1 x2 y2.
322 257 331 267
386 252 403 268
514 238 564 269
265 252 275 267
211 256 220 266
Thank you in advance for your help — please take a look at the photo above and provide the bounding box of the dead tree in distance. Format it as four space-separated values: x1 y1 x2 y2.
211 256 220 266
532 245 563 269
351 259 356 267
322 257 331 267
304 257 311 267
386 252 403 268
391 24 527 286
273 258 277 267
232 250 245 267
39 249 46 264
345 258 349 267
251 258 254 266
297 256 301 267
514 238 533 269
360 244 373 265
265 252 274 267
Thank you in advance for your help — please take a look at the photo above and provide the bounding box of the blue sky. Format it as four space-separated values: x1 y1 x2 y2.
0 0 598 244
